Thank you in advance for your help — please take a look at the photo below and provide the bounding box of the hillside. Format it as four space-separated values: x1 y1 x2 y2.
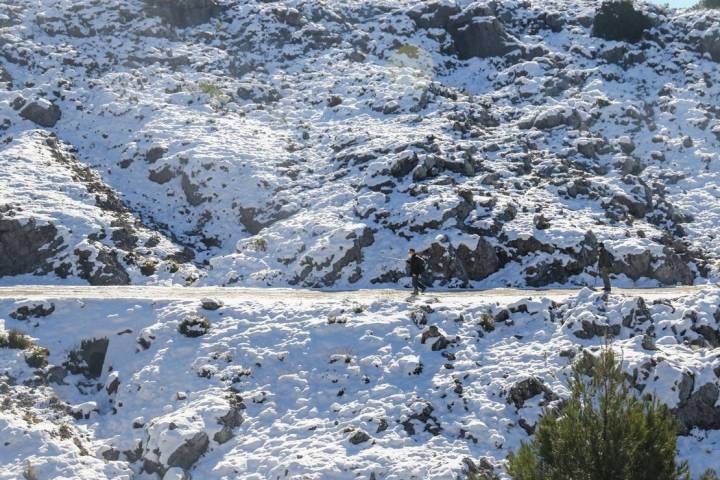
1 288 720 479
1 0 720 288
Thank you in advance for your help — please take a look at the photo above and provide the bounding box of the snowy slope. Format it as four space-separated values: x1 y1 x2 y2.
1 0 720 287
2 289 720 478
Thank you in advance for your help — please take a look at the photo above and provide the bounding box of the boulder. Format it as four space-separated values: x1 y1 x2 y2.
407 1 462 29
0 214 65 277
75 245 130 285
462 457 499 480
18 99 61 127
0 64 11 86
213 397 244 444
422 238 499 285
519 106 582 130
142 395 241 474
673 382 720 435
64 337 110 379
420 325 451 351
592 1 652 43
143 0 224 28
293 226 374 287
402 401 441 435
348 430 371 445
574 319 621 340
700 29 720 62
10 302 55 320
508 376 557 409
450 17 520 60
145 146 167 164
200 298 223 311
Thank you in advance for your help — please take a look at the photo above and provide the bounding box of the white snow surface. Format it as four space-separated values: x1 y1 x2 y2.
1 288 720 478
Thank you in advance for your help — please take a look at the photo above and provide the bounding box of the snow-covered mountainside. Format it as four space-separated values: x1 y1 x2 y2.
1 0 720 288
2 289 720 478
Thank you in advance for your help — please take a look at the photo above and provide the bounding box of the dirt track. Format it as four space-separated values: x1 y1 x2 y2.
0 285 712 303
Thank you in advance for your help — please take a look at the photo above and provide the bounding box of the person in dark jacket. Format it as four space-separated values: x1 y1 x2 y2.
407 248 427 295
597 242 612 292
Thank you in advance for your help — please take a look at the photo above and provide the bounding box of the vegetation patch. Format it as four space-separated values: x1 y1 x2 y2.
178 314 211 338
507 348 689 479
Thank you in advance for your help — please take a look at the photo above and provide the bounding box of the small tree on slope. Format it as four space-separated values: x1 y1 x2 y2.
507 349 689 480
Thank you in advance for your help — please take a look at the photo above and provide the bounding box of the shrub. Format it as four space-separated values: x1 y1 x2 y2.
25 345 50 369
507 348 688 480
197 81 229 103
0 330 35 350
592 1 652 43
178 314 210 338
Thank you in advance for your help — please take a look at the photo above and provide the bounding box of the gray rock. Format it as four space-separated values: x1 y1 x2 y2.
180 173 206 206
462 457 499 480
574 319 621 340
101 447 121 461
167 432 210 469
652 252 695 286
508 376 557 409
0 64 11 86
544 12 565 32
533 214 550 230
292 227 374 287
10 303 55 320
348 430 371 445
143 0 224 28
401 401 441 435
213 397 244 444
145 146 167 163
75 245 130 286
236 83 280 104
19 99 61 127
64 337 110 379
450 17 520 60
673 382 720 435
407 1 462 29
148 165 176 184
700 29 720 62
0 213 65 277
200 298 223 311
422 237 499 285
420 325 451 351
522 107 582 130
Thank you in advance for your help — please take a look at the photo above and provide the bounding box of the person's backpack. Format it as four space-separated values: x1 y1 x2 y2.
416 256 426 274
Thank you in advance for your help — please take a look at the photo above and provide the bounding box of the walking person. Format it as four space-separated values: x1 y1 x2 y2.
407 248 427 295
597 242 612 292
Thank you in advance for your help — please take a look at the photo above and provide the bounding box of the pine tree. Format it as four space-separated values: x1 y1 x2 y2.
507 348 689 480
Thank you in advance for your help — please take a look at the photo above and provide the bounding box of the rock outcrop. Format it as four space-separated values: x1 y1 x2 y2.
0 212 65 276
17 99 61 127
143 0 224 27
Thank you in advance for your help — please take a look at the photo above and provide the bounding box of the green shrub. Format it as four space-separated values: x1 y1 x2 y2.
507 348 688 480
0 330 35 350
592 1 652 43
197 81 229 103
25 345 50 369
695 0 720 8
178 314 210 338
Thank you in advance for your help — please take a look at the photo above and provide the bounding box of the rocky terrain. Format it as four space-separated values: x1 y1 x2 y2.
1 288 720 478
1 0 719 288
